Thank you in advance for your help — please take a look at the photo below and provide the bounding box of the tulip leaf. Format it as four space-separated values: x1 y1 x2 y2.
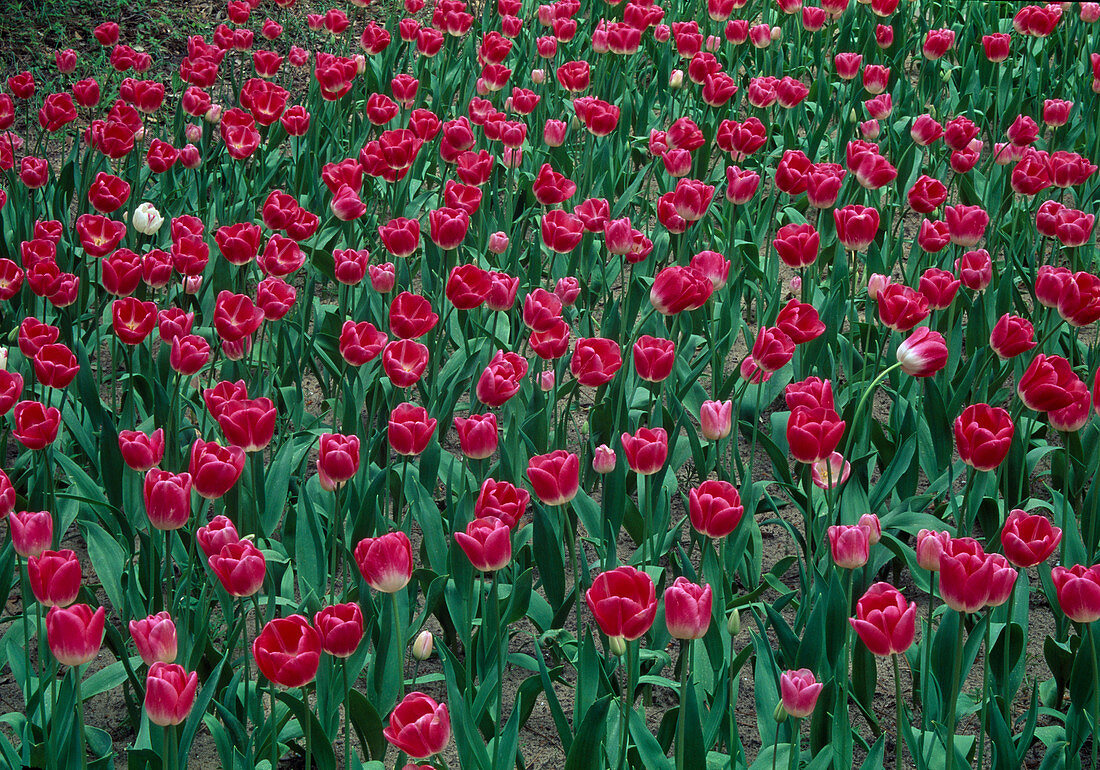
274 690 336 770
347 690 385 760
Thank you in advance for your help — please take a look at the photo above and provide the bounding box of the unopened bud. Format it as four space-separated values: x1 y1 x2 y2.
773 702 788 723
412 630 434 660
609 635 627 657
727 608 740 636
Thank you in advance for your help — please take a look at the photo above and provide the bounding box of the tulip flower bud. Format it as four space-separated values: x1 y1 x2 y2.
669 69 684 89
0 348 8 370
770 26 782 40
727 607 740 635
609 635 627 656
185 123 202 142
789 275 802 293
537 370 554 391
132 203 164 236
592 444 616 473
204 104 222 124
773 702 788 723
412 630 434 660
531 68 545 84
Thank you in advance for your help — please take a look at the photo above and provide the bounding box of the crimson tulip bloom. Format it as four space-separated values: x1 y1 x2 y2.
699 400 733 441
620 427 668 476
196 516 239 559
954 404 1013 472
378 218 421 258
650 266 713 314
208 541 266 597
455 516 512 572
780 669 822 718
688 480 744 539
13 400 61 450
664 577 712 640
217 397 276 452
145 662 198 726
834 205 880 251
849 582 917 657
46 604 105 667
10 511 53 559
751 327 795 373
541 209 584 253
130 611 178 665
1018 354 1079 412
526 450 580 506
313 603 365 658
938 538 994 613
29 549 81 607
339 321 386 367
429 207 470 250
787 406 845 464
522 289 563 333
586 566 657 642
188 439 246 499
33 343 79 389
570 338 622 387
383 340 430 388
453 414 498 460
143 469 192 531
945 204 989 247
475 351 529 406
876 283 930 332
355 532 413 593
475 479 529 529
633 336 675 383
989 314 1035 359
1050 565 1100 623
213 291 264 342
317 433 360 492
390 293 438 339
1001 509 1062 569
445 264 490 309
384 692 451 759
253 615 322 689
388 403 437 456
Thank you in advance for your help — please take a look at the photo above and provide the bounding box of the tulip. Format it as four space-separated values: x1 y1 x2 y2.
453 414 498 460
938 538 994 613
475 479 529 528
785 378 834 411
650 266 713 314
12 400 61 450
145 662 198 726
1018 354 1078 412
779 669 822 718
989 314 1035 359
985 554 1019 607
688 480 744 538
130 611 178 665
849 582 917 656
787 406 845 464
412 631 434 660
811 452 852 489
339 321 387 366
751 327 795 372
355 532 413 593
632 336 675 382
29 549 81 607
699 400 733 441
388 403 437 456
620 428 668 476
313 603 365 658
46 604 105 666
252 615 322 688
384 692 451 758
664 577 712 639
318 433 360 491
828 525 871 569
527 450 580 506
383 340 430 388
208 541 266 597
834 205 880 251
570 338 622 387
455 516 512 572
10 511 54 559
189 439 246 499
592 445 617 474
1050 565 1100 623
586 566 658 642
877 283 930 332
896 327 948 377
143 469 193 531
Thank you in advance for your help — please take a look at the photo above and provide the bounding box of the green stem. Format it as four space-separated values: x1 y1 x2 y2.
893 654 905 770
167 724 179 770
843 361 904 457
342 659 352 770
787 717 799 770
492 572 505 770
976 611 991 770
392 592 405 702
945 613 966 770
304 683 312 770
618 643 632 770
1091 624 1099 770
675 640 691 770
74 667 87 770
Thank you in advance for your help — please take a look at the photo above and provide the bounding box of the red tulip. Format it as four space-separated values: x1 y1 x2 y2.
145 662 198 726
475 479 529 529
1017 354 1079 412
664 577 712 640
688 480 743 539
339 321 387 366
10 511 53 559
989 314 1035 359
751 327 795 373
188 439 246 499
389 293 438 339
828 524 871 569
833 204 880 251
876 283 930 332
1000 509 1062 569
383 340 430 388
33 343 79 389
208 540 266 597
585 566 658 642
253 615 322 688
849 582 917 656
355 532 413 593
313 603 365 658
1050 565 1100 623
455 516 512 572
780 669 822 718
787 406 845 464
13 400 61 450
445 264 490 309
378 218 421 258
650 266 713 314
29 549 81 607
699 400 733 441
633 336 675 382
938 538 994 613
772 224 819 268
46 604 105 666
476 351 529 406
570 338 622 387
388 403 437 456
541 209 584 253
526 450 580 506
620 427 668 476
216 397 276 453
453 414 498 460
429 207 470 250
130 611 178 665
954 404 1013 472
383 692 451 759
213 291 264 342
896 327 947 377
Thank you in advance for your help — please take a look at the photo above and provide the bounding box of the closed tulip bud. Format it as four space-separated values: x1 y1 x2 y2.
46 604 105 667
143 469 193 531
592 444 616 473
727 608 740 635
632 336 675 382
689 480 744 538
130 611 178 665
859 514 882 545
145 662 198 726
1051 565 1100 623
412 630 434 661
527 450 580 505
939 538 994 613
537 370 555 391
780 669 822 718
828 524 871 569
355 532 413 593
699 399 733 441
664 578 712 639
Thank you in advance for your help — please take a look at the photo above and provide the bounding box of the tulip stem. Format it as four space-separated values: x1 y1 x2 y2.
239 599 252 733
166 724 178 770
492 572 504 770
342 659 351 770
976 610 991 770
892 654 906 770
945 613 966 770
787 717 799 770
843 360 904 458
675 639 691 770
618 643 632 770
1091 624 1099 770
392 592 405 703
73 667 87 770
304 682 313 770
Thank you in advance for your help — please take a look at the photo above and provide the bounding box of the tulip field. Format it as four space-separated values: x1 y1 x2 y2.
4 0 1100 766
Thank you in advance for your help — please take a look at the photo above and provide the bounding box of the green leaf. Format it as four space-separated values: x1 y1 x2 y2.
563 694 612 770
